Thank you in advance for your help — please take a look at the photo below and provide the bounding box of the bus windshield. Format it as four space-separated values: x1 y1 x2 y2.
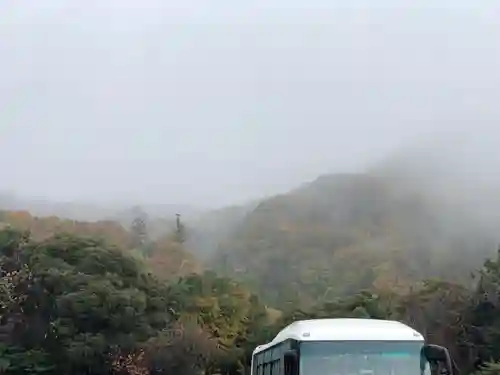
299 341 431 375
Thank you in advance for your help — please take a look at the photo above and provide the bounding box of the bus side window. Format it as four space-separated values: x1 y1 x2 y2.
277 359 282 375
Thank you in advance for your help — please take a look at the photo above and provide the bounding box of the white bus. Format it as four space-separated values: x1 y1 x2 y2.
251 319 454 375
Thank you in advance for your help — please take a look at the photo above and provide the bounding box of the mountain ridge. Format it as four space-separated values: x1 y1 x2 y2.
202 170 498 307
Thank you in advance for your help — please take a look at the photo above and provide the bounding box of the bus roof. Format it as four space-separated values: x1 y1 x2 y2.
253 319 424 355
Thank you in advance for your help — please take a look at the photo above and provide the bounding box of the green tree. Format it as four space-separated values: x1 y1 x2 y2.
0 228 53 375
130 206 149 250
462 248 500 372
0 229 179 375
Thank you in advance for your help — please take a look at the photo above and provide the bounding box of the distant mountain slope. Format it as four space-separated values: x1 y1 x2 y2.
0 192 118 221
186 201 259 260
0 192 202 224
206 172 497 308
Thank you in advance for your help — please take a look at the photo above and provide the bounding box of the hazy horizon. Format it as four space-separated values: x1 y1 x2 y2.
1 0 499 208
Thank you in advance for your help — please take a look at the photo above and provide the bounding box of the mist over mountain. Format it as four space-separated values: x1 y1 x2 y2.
4 123 500 290
178 134 499 306
372 132 500 234
0 191 202 223
2 2 500 373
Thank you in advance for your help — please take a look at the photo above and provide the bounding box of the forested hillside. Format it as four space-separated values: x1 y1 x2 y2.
2 165 500 375
207 173 498 307
2 222 500 375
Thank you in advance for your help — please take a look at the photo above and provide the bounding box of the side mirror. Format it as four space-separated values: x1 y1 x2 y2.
284 349 299 375
422 344 453 375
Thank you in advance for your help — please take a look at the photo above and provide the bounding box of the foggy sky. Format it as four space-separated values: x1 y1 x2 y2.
1 0 499 208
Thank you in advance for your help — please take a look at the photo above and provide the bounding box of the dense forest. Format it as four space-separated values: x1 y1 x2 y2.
3 169 500 375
